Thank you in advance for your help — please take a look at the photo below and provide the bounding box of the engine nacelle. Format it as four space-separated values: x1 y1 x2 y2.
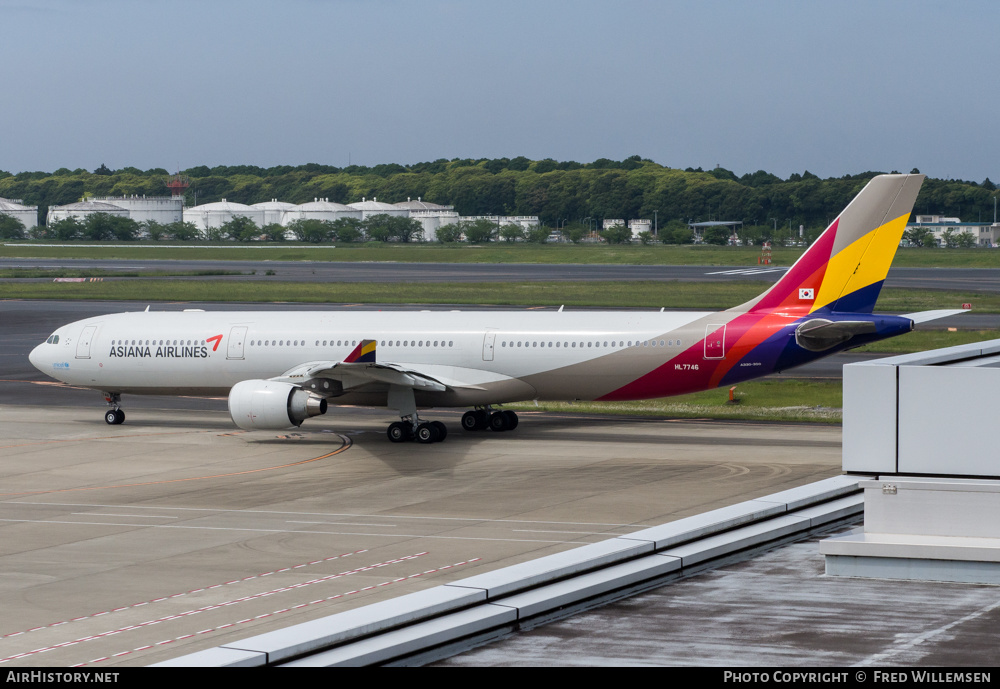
228 379 328 430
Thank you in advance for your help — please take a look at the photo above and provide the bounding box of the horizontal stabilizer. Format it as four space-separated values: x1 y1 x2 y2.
901 309 970 324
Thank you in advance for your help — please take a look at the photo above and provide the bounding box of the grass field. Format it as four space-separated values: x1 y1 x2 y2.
5 241 1000 268
508 379 844 424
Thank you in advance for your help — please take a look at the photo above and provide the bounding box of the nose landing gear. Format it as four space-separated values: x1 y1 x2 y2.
103 392 125 425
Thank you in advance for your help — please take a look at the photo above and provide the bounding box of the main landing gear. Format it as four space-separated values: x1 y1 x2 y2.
385 384 449 444
461 407 518 433
387 419 448 444
103 392 125 425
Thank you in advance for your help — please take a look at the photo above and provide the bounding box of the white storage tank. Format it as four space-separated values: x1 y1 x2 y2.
394 197 458 241
0 197 39 232
348 197 409 219
182 199 264 231
284 198 361 225
251 199 298 226
47 199 129 225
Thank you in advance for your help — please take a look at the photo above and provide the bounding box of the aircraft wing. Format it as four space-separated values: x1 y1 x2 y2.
268 339 487 393
901 309 970 324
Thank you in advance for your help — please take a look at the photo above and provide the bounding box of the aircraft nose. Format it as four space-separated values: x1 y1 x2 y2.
29 343 45 372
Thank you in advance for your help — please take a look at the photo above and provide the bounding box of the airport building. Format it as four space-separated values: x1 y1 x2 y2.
628 218 652 238
466 215 540 230
0 197 38 232
906 214 1000 247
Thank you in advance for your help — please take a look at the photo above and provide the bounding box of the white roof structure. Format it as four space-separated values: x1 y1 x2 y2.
348 197 408 218
52 200 129 213
0 198 34 211
252 199 297 211
393 197 452 211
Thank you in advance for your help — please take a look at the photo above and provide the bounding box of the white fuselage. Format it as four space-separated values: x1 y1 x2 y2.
29 308 717 406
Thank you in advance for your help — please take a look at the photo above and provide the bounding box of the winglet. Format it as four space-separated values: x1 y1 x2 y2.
344 339 377 363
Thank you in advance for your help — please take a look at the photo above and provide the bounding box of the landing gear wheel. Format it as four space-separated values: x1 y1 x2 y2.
489 411 510 432
431 421 448 441
105 409 124 425
387 421 410 443
416 422 439 444
502 410 518 430
461 411 481 431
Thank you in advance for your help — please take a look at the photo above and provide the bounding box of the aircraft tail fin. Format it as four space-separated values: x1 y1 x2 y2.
736 173 924 315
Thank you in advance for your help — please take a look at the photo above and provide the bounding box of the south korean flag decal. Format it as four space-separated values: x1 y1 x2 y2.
798 288 815 301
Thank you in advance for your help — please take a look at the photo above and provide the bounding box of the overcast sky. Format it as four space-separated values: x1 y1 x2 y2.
1 0 995 181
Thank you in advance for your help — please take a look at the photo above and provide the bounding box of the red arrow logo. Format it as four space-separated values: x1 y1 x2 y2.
206 334 223 351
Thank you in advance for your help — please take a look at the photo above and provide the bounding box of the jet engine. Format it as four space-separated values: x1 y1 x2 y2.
228 380 328 430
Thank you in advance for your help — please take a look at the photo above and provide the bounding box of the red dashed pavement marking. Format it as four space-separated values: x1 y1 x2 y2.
78 558 481 666
0 552 426 665
0 548 368 641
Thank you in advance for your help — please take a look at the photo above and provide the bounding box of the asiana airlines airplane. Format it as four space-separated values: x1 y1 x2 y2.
30 173 957 443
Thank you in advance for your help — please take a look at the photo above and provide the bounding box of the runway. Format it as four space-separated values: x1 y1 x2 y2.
4 257 1000 292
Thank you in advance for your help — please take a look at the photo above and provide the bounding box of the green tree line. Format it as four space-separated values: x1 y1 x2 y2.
1 158 997 232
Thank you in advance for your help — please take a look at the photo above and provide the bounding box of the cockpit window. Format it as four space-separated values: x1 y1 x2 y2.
46 335 60 344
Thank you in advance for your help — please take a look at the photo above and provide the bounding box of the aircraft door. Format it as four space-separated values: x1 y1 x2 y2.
482 329 497 361
75 325 98 359
227 326 248 360
703 323 727 360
